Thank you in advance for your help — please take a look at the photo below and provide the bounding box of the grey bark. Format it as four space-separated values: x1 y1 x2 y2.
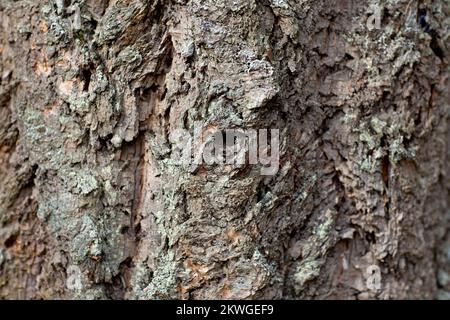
0 0 449 299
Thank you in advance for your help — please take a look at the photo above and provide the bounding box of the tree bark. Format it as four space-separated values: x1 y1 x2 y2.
0 0 449 299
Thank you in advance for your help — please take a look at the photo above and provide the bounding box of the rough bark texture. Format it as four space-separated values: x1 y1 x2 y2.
0 0 449 299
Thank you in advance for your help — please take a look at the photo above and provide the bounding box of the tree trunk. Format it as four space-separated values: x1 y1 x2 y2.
0 0 449 299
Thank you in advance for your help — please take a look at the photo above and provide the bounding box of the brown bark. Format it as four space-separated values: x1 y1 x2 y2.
0 0 449 299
